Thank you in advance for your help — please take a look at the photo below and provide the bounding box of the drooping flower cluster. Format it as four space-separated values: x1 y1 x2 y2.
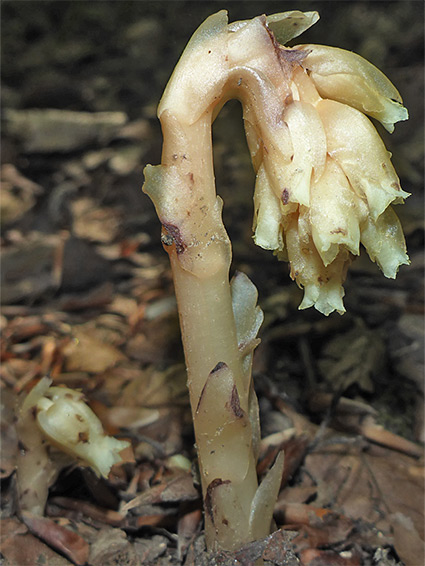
251 12 409 315
145 10 409 316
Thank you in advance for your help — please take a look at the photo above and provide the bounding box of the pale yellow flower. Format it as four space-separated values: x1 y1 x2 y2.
145 10 409 317
252 13 409 315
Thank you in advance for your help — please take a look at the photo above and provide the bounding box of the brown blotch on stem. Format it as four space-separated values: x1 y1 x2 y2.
211 361 227 374
264 18 308 70
161 223 187 255
204 478 231 523
227 385 244 419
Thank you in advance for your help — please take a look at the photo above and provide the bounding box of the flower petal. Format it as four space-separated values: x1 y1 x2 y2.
265 100 327 207
310 157 368 265
36 385 129 478
317 99 410 220
284 213 350 315
298 44 408 132
253 164 284 251
265 11 320 45
361 206 410 278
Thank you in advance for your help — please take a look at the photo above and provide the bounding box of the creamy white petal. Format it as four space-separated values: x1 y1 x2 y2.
35 385 129 478
361 206 410 278
265 11 319 45
265 100 327 207
298 44 408 132
310 157 368 265
317 99 410 220
253 164 284 251
284 214 350 315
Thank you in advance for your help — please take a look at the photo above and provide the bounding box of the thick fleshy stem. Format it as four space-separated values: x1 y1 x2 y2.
143 11 292 551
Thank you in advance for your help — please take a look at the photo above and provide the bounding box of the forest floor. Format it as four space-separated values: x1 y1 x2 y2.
1 2 424 565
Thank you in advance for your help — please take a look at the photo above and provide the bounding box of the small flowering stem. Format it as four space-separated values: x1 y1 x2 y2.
143 10 408 552
16 377 129 516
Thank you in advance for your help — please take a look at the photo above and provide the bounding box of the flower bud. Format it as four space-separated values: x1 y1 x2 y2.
32 378 129 478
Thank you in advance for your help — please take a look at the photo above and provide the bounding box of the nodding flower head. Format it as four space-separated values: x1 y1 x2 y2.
145 10 410 317
251 14 409 315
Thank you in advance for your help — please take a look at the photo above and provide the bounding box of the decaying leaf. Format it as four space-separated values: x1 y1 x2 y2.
4 108 128 153
318 319 385 393
279 438 424 560
22 512 90 566
0 518 73 566
62 326 125 373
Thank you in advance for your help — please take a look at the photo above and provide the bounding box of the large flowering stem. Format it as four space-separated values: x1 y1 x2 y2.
143 9 408 552
144 96 273 551
143 11 294 551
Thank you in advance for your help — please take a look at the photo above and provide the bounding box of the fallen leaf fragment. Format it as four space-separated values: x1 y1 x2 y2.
283 439 424 559
121 471 199 513
1 163 43 224
89 528 140 566
22 512 90 566
49 496 125 527
209 528 299 566
4 108 128 153
299 547 362 566
177 508 203 560
71 197 121 243
0 517 72 566
389 512 425 566
63 327 125 373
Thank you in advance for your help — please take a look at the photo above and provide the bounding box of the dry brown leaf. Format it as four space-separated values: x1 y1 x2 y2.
0 517 73 565
318 319 385 393
1 163 43 224
88 527 143 566
121 471 199 513
299 547 362 566
282 439 424 558
177 508 203 560
49 497 125 528
58 281 114 311
71 197 121 244
389 511 425 566
63 326 125 373
22 512 90 566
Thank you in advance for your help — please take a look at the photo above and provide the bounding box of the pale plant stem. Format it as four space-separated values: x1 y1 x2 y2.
168 249 259 545
169 256 245 407
159 111 260 548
